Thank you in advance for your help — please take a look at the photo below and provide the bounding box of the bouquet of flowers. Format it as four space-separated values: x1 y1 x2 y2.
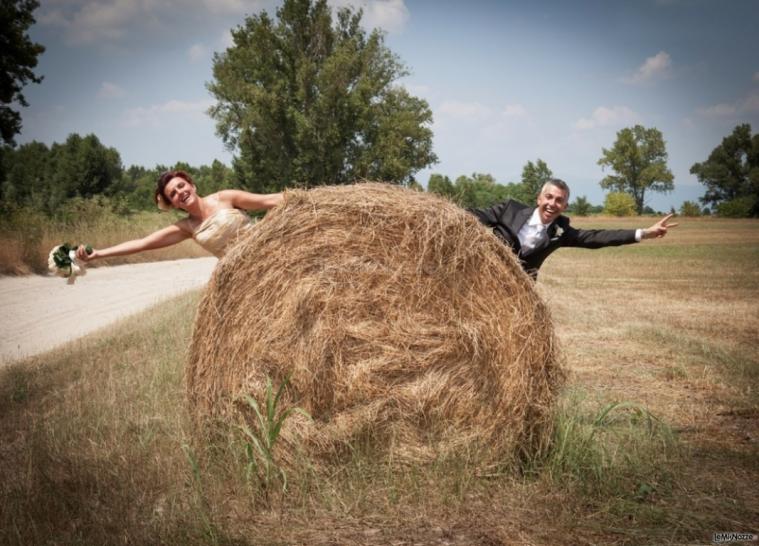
48 243 92 284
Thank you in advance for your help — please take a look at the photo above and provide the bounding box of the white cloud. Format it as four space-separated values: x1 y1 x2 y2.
698 103 737 117
97 82 126 99
220 29 235 50
188 43 207 63
36 8 70 27
438 100 492 120
741 92 759 113
201 0 246 14
697 91 759 118
40 0 404 46
403 83 431 97
54 0 139 44
329 0 409 33
623 51 672 85
575 106 641 130
501 103 528 117
37 0 272 45
122 98 214 128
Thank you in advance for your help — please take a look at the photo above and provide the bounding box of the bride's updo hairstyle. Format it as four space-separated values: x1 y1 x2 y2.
155 170 195 211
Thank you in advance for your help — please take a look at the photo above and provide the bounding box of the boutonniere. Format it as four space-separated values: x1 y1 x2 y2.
550 226 564 241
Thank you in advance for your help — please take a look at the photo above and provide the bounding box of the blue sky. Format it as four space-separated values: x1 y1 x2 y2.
18 0 759 210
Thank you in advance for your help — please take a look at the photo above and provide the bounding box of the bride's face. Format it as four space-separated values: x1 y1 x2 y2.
165 177 198 210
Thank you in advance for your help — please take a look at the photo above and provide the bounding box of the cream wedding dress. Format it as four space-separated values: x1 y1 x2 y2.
192 208 253 258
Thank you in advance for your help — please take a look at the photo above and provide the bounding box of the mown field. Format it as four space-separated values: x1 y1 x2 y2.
1 216 757 545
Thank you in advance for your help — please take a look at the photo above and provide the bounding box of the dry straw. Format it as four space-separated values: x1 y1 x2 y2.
186 183 565 464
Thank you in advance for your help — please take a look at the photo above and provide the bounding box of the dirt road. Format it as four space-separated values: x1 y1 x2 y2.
0 258 217 365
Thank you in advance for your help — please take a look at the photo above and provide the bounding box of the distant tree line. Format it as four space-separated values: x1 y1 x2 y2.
427 122 759 218
2 123 756 219
0 133 236 216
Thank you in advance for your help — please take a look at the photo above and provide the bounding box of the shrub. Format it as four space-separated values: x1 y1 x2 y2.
603 192 637 216
679 201 702 217
572 196 591 216
716 196 756 218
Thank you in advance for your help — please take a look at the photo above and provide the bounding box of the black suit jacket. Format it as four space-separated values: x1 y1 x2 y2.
469 199 637 278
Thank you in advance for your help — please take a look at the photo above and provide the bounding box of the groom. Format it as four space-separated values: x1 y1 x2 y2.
469 178 677 279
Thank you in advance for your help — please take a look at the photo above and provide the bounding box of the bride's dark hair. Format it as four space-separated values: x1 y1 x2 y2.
155 170 195 210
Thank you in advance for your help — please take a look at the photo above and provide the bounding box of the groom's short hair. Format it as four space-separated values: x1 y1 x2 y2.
540 178 570 200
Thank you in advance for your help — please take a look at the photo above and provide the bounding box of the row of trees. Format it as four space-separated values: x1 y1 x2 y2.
0 124 753 219
423 159 554 209
0 133 236 215
0 131 604 216
0 133 558 214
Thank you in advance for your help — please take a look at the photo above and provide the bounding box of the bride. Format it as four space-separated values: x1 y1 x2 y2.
77 170 284 262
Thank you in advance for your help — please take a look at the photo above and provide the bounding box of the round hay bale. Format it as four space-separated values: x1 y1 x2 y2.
186 183 565 463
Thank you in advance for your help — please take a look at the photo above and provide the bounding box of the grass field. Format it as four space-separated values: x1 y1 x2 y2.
1 216 757 545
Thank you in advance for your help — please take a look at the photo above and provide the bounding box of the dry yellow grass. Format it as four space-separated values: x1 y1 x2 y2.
0 214 757 545
0 207 210 275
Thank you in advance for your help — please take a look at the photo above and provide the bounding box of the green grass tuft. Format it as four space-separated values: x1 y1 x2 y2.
237 375 312 493
539 389 677 498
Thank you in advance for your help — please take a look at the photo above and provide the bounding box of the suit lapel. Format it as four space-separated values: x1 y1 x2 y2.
506 206 534 255
513 206 533 232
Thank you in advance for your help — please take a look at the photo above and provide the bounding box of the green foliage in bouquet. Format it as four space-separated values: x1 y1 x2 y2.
52 243 92 271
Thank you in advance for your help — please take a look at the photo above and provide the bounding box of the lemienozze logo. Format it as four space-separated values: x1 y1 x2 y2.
713 532 758 544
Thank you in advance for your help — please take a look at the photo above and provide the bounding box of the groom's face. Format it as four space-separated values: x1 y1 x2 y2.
536 184 569 224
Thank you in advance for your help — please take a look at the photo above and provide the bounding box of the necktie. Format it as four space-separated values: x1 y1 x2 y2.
534 224 548 249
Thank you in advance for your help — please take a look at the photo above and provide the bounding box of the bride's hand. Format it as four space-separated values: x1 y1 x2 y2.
76 245 97 262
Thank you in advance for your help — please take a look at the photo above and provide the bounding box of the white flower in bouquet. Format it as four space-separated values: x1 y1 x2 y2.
48 243 91 284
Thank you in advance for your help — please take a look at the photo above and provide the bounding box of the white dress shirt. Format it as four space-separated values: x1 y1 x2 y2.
517 209 549 255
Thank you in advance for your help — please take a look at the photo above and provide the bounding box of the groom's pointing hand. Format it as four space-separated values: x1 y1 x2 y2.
642 213 679 239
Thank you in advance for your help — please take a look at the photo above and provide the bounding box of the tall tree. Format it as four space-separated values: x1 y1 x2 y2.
571 195 591 216
451 172 515 208
427 173 455 198
1 139 48 206
208 0 436 192
49 134 123 199
2 134 123 212
597 125 674 214
520 158 553 201
690 123 759 217
0 0 45 146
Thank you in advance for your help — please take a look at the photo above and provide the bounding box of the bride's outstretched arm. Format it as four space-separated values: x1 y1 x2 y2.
76 223 192 262
219 190 284 211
